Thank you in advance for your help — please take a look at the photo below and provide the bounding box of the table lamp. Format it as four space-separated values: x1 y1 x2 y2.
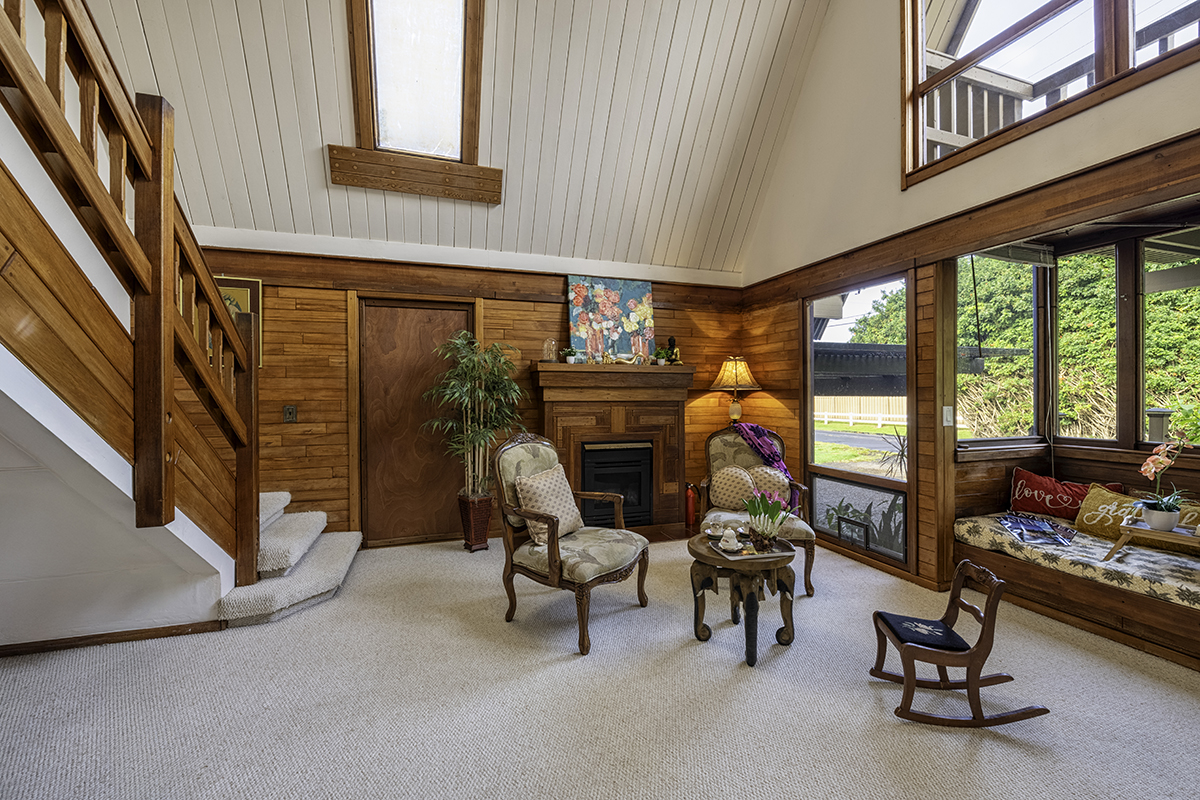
710 356 761 421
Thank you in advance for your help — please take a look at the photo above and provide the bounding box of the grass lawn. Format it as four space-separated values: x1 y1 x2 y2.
813 441 883 464
812 420 978 438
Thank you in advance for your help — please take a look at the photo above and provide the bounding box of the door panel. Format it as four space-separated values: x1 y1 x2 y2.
361 301 471 546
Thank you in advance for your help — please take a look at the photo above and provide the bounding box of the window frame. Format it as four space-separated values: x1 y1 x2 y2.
903 0 1200 188
334 0 502 204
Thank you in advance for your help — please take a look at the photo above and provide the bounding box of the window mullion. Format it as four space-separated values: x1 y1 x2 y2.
1095 0 1135 82
1115 238 1141 449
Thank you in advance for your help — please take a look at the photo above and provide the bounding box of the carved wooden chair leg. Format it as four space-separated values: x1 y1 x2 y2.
801 539 815 596
503 568 518 622
575 586 592 655
636 548 649 607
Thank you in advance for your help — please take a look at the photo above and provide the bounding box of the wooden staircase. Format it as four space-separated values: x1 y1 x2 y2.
217 492 361 627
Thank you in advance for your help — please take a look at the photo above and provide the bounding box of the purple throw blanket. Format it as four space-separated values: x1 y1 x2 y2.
732 422 799 510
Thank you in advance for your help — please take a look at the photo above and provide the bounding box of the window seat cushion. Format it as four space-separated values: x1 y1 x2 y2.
954 513 1200 609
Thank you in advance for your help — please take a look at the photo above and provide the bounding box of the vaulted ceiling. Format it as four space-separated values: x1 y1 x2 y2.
88 0 830 278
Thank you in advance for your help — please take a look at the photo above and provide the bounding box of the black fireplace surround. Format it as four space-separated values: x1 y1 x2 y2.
580 442 653 527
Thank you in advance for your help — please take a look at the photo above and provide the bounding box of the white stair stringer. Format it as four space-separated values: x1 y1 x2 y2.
218 530 362 627
258 511 327 578
259 492 291 532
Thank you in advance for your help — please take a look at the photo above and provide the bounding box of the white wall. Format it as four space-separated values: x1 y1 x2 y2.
741 0 1200 284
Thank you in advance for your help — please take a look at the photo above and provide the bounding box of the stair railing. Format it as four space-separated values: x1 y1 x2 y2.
0 0 259 582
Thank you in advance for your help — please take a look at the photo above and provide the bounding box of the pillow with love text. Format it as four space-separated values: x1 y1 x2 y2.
1010 467 1122 522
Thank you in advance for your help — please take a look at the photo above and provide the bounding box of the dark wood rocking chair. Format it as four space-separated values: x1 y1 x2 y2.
869 559 1049 728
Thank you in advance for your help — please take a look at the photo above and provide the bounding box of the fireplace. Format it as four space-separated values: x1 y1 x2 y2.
530 362 695 525
580 442 653 527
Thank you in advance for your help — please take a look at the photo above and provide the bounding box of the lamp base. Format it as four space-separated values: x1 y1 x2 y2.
728 399 742 421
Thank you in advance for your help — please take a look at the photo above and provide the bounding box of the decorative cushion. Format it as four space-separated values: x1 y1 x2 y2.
701 509 815 540
877 611 970 651
747 465 790 500
1010 467 1122 521
1181 504 1200 528
709 465 757 510
1075 484 1141 541
514 464 583 545
512 527 649 583
497 442 563 528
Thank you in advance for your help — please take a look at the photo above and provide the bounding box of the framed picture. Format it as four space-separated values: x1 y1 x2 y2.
214 276 263 367
567 276 654 360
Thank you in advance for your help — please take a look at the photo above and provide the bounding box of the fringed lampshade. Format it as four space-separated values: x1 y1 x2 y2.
709 356 761 421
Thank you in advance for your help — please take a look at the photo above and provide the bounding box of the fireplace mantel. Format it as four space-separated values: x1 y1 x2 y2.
530 363 695 525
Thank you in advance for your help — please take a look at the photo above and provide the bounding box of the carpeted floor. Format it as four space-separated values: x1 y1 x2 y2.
2 540 1197 799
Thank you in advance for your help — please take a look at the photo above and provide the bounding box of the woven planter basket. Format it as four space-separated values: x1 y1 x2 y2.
458 494 494 552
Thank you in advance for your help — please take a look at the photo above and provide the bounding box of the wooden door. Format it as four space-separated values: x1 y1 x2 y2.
361 301 472 546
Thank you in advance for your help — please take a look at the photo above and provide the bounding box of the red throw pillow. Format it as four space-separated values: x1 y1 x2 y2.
1010 467 1123 521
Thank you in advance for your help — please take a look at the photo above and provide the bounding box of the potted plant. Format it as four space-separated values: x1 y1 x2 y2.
560 345 578 364
653 345 670 366
423 331 526 551
1137 439 1193 530
743 489 791 552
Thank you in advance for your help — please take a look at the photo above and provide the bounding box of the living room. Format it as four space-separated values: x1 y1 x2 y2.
2 0 1200 796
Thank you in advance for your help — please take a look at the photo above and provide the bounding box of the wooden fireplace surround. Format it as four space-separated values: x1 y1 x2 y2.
530 363 695 525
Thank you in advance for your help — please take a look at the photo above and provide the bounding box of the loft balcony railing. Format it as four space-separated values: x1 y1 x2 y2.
0 0 260 583
924 1 1200 163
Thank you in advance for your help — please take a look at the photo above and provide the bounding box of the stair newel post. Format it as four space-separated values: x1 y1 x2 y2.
132 93 175 527
234 312 260 586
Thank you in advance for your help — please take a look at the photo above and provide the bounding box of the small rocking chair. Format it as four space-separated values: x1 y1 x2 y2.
869 559 1049 728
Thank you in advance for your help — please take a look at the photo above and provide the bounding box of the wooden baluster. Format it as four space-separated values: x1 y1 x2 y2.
222 328 235 395
80 71 98 166
108 129 126 215
132 94 175 528
180 271 196 334
196 297 210 352
211 324 224 376
234 313 259 586
4 0 24 44
43 1 66 110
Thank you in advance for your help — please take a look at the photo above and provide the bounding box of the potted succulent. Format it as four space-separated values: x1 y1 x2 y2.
560 345 578 364
653 345 670 366
423 331 526 551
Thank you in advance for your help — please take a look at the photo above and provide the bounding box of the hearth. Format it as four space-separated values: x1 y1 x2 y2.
580 442 653 527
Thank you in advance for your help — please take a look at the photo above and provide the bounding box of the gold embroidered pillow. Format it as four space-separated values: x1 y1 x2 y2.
1180 504 1200 528
1075 484 1140 541
514 464 583 545
710 465 756 510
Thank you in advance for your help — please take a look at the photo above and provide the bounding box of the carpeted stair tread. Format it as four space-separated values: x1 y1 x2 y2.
218 530 361 626
258 511 327 577
259 491 291 532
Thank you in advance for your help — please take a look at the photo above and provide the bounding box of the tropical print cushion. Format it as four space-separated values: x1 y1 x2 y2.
709 465 757 510
747 465 790 499
515 463 583 545
512 527 648 583
701 509 815 540
954 513 1200 609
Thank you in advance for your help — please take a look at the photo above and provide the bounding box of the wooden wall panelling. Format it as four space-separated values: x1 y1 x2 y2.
257 285 348 530
953 452 1052 517
171 399 236 555
739 300 802 478
913 263 941 583
346 290 360 532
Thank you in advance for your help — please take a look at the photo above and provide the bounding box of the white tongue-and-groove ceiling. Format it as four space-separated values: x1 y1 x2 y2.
88 0 830 281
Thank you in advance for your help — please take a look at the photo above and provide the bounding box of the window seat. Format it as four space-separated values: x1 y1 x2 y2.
953 513 1200 670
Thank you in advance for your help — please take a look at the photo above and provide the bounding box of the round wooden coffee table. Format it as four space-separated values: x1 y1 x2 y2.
687 533 796 666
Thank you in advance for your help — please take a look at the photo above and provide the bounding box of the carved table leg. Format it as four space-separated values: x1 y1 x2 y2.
690 562 714 641
743 584 760 666
730 586 740 625
776 565 796 646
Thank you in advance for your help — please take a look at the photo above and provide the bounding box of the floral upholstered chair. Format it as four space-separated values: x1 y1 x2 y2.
700 424 815 596
492 433 649 655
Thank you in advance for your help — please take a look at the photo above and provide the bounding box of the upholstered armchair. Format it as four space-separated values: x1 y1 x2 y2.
492 433 649 655
700 424 815 596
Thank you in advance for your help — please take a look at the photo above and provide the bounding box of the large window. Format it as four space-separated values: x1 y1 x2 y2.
1142 227 1200 442
1055 247 1118 439
332 0 502 204
907 0 1200 183
955 246 1043 439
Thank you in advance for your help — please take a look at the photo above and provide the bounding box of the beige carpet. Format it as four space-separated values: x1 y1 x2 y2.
2 540 1197 799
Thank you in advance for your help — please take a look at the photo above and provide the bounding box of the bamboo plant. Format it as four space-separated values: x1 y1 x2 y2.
422 331 526 498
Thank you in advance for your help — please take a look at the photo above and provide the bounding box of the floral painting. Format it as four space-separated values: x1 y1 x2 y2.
568 276 654 359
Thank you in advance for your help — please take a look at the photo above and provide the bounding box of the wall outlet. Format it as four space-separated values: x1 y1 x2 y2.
942 406 955 427
283 405 298 423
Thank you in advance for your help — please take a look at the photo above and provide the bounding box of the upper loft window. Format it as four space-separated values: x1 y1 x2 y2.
332 0 502 204
372 0 466 159
905 0 1200 185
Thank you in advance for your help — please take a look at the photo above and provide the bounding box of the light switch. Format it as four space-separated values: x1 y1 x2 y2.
942 406 955 427
283 405 298 423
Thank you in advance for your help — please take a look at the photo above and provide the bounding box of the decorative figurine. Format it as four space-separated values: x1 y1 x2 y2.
667 336 683 365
